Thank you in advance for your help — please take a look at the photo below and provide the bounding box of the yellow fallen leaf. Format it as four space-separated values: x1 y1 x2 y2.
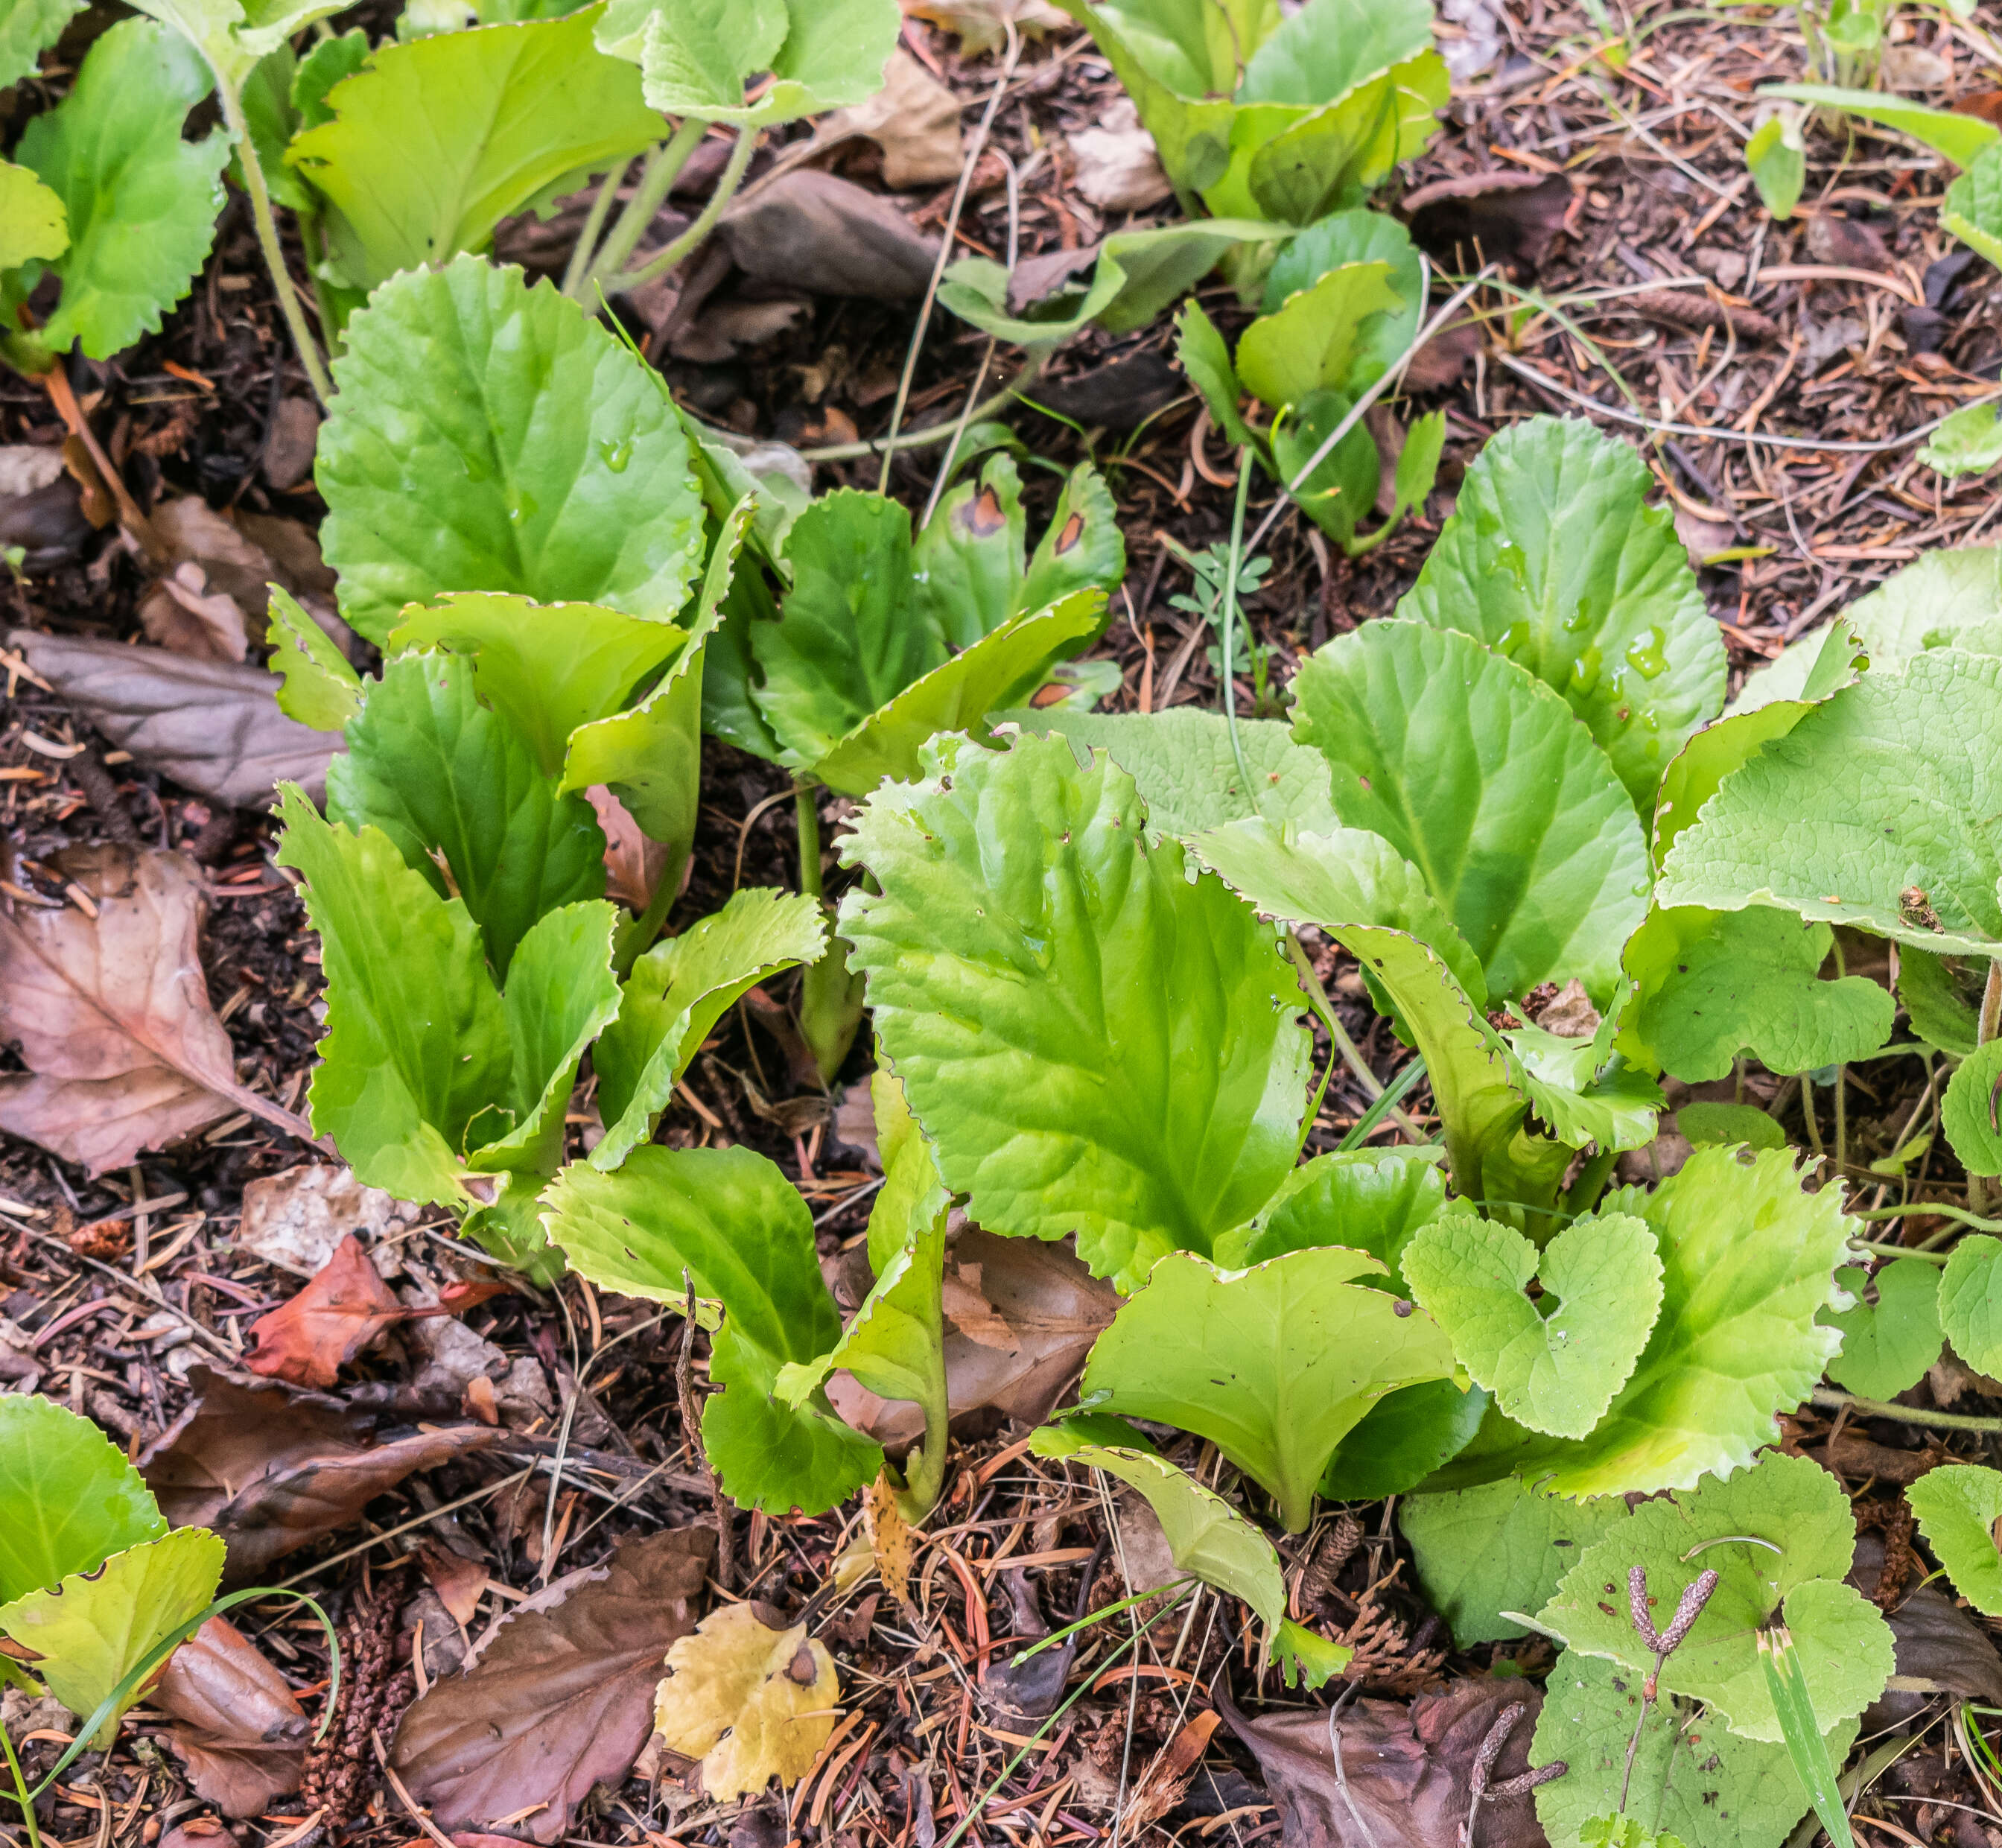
862 1472 913 1604
653 1604 841 1802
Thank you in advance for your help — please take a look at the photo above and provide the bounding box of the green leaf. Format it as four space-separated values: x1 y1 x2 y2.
838 732 1312 1292
1944 1038 2002 1176
1758 83 2001 167
293 26 369 125
1388 408 1446 530
1825 547 2002 676
1403 1211 1663 1439
1945 143 2002 269
1000 709 1337 841
317 255 708 644
1291 620 1650 1003
1397 416 1725 811
1537 1450 1895 1741
1940 1233 2002 1375
1580 1816 1689 1848
0 1397 165 1607
1820 1260 1942 1400
285 10 664 290
1023 463 1125 624
0 0 83 88
1920 401 2002 477
1759 1624 1860 1848
1215 1145 1448 1274
1263 209 1423 388
1174 300 1256 449
544 1145 883 1514
0 1526 226 1748
1437 1148 1851 1496
594 889 825 1169
0 160 67 272
267 588 363 733
1271 387 1380 551
1745 109 1805 219
12 19 228 361
1322 1377 1488 1499
1621 905 1893 1082
594 0 782 84
1399 1476 1628 1648
1078 1246 1458 1531
1236 262 1403 411
810 593 1108 798
235 44 308 213
1531 1649 1858 1848
1901 947 1985 1053
1658 650 2002 957
1675 1102 1787 1152
614 0 897 125
1906 1463 2002 1616
325 652 606 979
910 455 1028 651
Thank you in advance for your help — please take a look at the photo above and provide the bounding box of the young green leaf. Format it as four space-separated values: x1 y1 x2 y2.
1537 1452 1895 1742
593 0 784 86
0 159 67 272
604 0 897 125
1906 1463 2002 1616
1321 1377 1490 1500
1758 83 2000 167
1215 1145 1449 1274
9 19 229 361
317 255 708 644
0 1396 166 1605
1531 1649 1859 1848
1945 143 2002 269
1579 1817 1688 1848
1234 262 1403 411
1263 209 1424 387
1396 417 1726 810
1940 1233 2002 1375
1402 1211 1664 1439
593 889 825 1169
544 1146 883 1514
1399 1477 1628 1648
1944 1039 2002 1176
1291 620 1650 1003
838 733 1312 1292
1820 1259 1942 1400
325 653 607 979
1675 1102 1787 1152
267 588 363 733
1920 402 2002 477
1174 300 1257 449
0 0 84 88
1270 388 1382 551
1899 947 1984 1055
1745 109 1805 219
1658 650 2002 956
1078 1246 1458 1531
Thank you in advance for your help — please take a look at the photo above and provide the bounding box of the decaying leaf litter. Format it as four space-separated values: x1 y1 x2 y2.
8 1 2002 1847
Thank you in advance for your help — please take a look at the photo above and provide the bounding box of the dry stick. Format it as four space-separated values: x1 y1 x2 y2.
681 1276 733 1590
1812 1387 2002 1434
876 22 1023 493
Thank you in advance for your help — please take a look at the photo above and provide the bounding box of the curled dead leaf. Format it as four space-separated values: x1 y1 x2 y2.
820 50 965 188
719 171 940 303
862 1473 913 1604
154 1616 309 1818
245 1233 410 1388
1066 97 1173 213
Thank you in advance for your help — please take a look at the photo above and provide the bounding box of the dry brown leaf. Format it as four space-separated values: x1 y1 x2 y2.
1805 210 1893 273
0 445 92 567
719 171 940 303
1405 171 1574 273
652 1604 839 1804
6 628 340 809
0 845 314 1175
154 1616 309 1818
900 0 1067 54
820 50 965 188
392 1528 714 1843
1065 97 1173 212
414 1542 489 1628
236 1164 414 1279
142 1368 503 1581
139 560 252 662
586 786 670 913
263 399 321 493
862 1473 912 1604
245 1233 410 1388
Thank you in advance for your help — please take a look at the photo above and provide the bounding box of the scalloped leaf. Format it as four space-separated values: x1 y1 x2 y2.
1907 1464 2002 1616
1820 1258 1942 1400
1940 1233 2002 1375
837 732 1312 1293
267 588 363 733
0 0 84 88
1944 1039 2002 1177
611 0 898 127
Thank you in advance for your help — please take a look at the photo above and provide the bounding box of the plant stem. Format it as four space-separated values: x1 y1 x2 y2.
561 150 644 301
896 1320 951 1524
1218 450 1255 798
577 120 706 299
608 125 756 296
1286 936 1423 1143
1811 1386 2002 1433
1846 1238 1949 1266
1 1721 42 1848
1854 1201 2002 1235
798 358 1046 462
794 778 863 1082
220 83 333 407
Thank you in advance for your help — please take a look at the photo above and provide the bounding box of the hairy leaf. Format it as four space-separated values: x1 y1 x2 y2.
1907 1464 2002 1616
1945 1039 2002 1176
617 0 895 124
1941 1234 2002 1375
1820 1259 1942 1400
0 1396 165 1605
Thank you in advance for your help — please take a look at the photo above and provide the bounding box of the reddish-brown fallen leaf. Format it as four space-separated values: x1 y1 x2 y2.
435 1278 512 1315
0 845 315 1175
142 1369 502 1582
246 1234 407 1387
392 1527 714 1843
154 1616 309 1817
415 1542 489 1629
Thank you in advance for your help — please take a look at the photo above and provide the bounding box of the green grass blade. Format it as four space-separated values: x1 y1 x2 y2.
1759 1625 1855 1848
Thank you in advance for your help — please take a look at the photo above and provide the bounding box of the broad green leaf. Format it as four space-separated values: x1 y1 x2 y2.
317 255 707 644
619 0 897 125
1945 142 2002 268
544 1146 883 1514
1321 1377 1488 1499
1621 905 1893 1082
1435 1148 1851 1496
911 455 1028 651
267 588 362 733
1940 1233 2002 1374
11 19 228 361
1820 1259 1942 1401
1759 83 2000 167
1658 651 2002 957
1901 947 1984 1054
593 889 825 1169
1536 1451 1895 1742
1907 1464 2002 1615
1215 1145 1448 1274
234 43 308 212
285 10 664 290
594 0 782 80
1921 401 2002 477
1403 1212 1662 1439
1397 417 1725 811
1291 620 1650 1003
390 594 687 778
1079 1247 1458 1531
325 652 606 979
1174 300 1256 449
1745 109 1805 219
811 593 1108 798
1823 547 2002 674
1271 387 1381 551
0 0 83 88
293 27 370 126
838 733 1312 1292
0 1527 226 1748
1001 709 1337 841
1944 1038 2002 1175
1023 463 1125 624
1236 262 1402 411
1263 209 1423 388
0 161 66 272
1531 1649 1858 1848
0 1397 165 1606
1676 1101 1787 1152
1399 1476 1628 1648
